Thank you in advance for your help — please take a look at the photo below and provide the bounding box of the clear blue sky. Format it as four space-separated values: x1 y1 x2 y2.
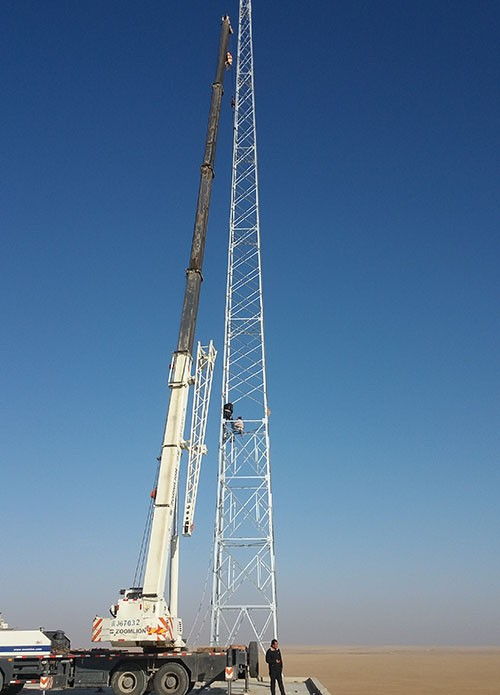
1 1 499 647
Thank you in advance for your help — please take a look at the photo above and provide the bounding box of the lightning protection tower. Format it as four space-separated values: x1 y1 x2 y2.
211 0 278 650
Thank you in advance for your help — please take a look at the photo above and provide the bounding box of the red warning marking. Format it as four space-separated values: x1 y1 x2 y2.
159 617 173 638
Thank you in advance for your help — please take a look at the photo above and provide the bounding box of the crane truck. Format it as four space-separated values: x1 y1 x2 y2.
0 15 259 695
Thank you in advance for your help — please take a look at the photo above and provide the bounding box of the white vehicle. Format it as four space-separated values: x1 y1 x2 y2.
0 614 68 695
0 615 51 659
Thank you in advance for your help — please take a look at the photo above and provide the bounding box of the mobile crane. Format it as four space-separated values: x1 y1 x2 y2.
0 15 259 695
92 13 230 651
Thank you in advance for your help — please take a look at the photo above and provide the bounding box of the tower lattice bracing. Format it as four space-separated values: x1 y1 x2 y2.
210 0 278 649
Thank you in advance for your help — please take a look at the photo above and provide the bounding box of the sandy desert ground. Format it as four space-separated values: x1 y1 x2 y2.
267 645 500 695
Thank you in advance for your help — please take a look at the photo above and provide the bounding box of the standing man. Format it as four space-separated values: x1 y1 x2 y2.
266 639 286 695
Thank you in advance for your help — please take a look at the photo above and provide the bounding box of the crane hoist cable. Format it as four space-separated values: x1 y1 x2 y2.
132 460 160 587
185 553 213 645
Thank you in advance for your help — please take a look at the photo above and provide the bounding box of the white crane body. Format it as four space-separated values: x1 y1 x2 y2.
92 15 232 649
94 352 191 646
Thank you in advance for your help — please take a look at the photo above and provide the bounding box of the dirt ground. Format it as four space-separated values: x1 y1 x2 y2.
263 645 500 695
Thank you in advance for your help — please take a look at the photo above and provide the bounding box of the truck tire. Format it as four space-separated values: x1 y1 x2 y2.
248 641 259 678
111 663 148 695
3 686 24 695
153 663 189 695
0 672 3 693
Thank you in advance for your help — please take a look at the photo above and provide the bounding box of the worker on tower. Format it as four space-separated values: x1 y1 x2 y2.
232 416 244 435
223 402 233 420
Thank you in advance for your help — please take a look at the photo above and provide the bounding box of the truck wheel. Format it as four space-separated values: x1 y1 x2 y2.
111 663 148 695
3 686 25 695
3 686 24 695
248 641 259 679
153 663 189 695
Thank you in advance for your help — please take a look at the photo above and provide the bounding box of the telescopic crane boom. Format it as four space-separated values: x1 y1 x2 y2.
92 15 232 649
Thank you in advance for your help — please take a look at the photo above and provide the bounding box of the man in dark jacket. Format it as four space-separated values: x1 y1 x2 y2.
265 639 286 695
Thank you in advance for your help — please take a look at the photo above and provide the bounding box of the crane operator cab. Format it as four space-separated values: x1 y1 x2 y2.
109 588 143 618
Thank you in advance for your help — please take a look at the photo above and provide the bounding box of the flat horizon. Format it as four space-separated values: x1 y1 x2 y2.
282 644 500 649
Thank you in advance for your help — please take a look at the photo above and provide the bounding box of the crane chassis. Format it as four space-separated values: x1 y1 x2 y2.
1 642 259 695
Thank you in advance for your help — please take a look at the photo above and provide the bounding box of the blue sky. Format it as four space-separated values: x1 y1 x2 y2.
1 1 499 647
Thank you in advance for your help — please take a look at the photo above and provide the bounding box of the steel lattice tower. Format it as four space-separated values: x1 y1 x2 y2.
210 0 278 650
